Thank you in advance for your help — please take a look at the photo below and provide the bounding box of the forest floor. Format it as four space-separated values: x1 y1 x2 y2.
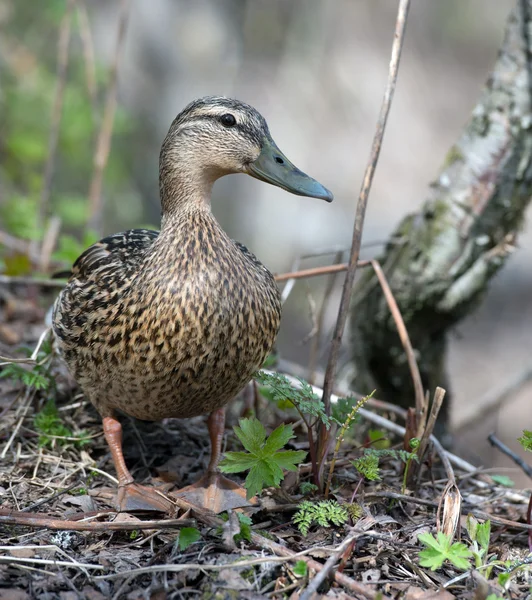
0 289 530 600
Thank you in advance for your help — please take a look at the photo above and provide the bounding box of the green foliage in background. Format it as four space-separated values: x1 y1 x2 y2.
0 0 140 274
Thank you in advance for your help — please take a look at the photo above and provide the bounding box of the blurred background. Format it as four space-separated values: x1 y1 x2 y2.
1 0 530 480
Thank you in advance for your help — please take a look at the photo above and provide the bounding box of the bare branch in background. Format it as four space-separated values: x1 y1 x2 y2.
317 0 411 475
76 0 99 123
37 0 75 230
87 0 131 233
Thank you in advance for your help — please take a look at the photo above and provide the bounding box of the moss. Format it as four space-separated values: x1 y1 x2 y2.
442 145 464 168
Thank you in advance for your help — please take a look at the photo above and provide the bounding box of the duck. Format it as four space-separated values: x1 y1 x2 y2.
52 96 333 514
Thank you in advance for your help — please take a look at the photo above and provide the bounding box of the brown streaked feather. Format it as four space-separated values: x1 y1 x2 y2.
51 97 282 427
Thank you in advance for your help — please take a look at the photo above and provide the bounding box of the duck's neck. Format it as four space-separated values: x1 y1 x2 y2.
159 138 224 225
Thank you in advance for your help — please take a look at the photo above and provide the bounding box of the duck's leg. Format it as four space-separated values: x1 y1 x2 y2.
103 416 174 513
173 407 254 513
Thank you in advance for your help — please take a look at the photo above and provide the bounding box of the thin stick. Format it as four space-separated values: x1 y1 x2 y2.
299 532 361 600
488 433 532 479
0 509 195 532
39 216 62 273
0 556 103 571
308 250 344 384
416 387 446 469
87 0 130 232
275 262 351 282
0 275 67 289
76 0 99 122
318 0 411 464
370 259 426 428
38 0 75 229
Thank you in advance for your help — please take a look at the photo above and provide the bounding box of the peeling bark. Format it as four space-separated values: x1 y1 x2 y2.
349 0 532 432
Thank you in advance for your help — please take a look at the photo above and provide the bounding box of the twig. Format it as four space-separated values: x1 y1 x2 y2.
488 433 532 479
75 0 99 122
0 509 195 531
0 275 67 289
318 0 411 466
275 262 351 282
457 365 532 434
39 216 62 273
308 250 344 384
38 0 75 229
0 555 103 571
415 387 446 474
299 532 361 600
87 0 131 232
370 259 426 430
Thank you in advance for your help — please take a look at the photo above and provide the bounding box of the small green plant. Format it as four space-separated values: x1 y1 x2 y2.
0 363 52 391
293 560 308 578
254 371 334 428
351 445 420 489
218 512 253 544
292 500 349 537
34 399 90 448
255 371 339 488
219 417 306 499
299 482 319 495
518 430 532 452
177 527 202 551
465 515 491 569
353 452 381 481
418 531 473 571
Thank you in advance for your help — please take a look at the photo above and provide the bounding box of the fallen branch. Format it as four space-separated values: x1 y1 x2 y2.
0 508 194 531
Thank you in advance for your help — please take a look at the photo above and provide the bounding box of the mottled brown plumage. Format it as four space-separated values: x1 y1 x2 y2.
52 97 332 513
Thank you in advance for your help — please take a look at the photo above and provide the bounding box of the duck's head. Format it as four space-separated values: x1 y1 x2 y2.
160 96 333 207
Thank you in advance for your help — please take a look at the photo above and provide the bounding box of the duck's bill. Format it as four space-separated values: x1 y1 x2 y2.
247 136 333 202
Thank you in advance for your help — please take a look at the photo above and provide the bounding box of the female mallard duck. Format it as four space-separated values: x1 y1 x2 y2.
52 97 332 514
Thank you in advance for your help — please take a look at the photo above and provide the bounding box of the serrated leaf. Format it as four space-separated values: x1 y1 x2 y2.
178 527 201 551
219 417 307 499
418 532 472 571
273 450 307 471
263 423 295 454
234 418 266 454
218 452 258 473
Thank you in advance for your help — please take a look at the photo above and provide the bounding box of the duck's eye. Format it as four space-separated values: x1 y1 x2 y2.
220 113 236 127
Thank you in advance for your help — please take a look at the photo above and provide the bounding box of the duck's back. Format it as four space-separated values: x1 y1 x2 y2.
52 213 281 421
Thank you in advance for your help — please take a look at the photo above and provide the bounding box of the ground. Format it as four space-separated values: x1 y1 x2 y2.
0 288 530 600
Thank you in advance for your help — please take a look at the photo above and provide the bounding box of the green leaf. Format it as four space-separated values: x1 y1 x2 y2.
293 560 308 577
476 521 491 553
254 371 334 428
352 453 380 481
178 527 201 551
518 430 532 452
273 450 307 471
490 474 514 487
263 423 296 454
219 417 307 499
293 500 348 536
236 513 252 543
234 418 267 455
418 532 472 571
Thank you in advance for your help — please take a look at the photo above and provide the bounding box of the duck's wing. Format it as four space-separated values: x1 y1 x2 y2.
68 229 159 281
